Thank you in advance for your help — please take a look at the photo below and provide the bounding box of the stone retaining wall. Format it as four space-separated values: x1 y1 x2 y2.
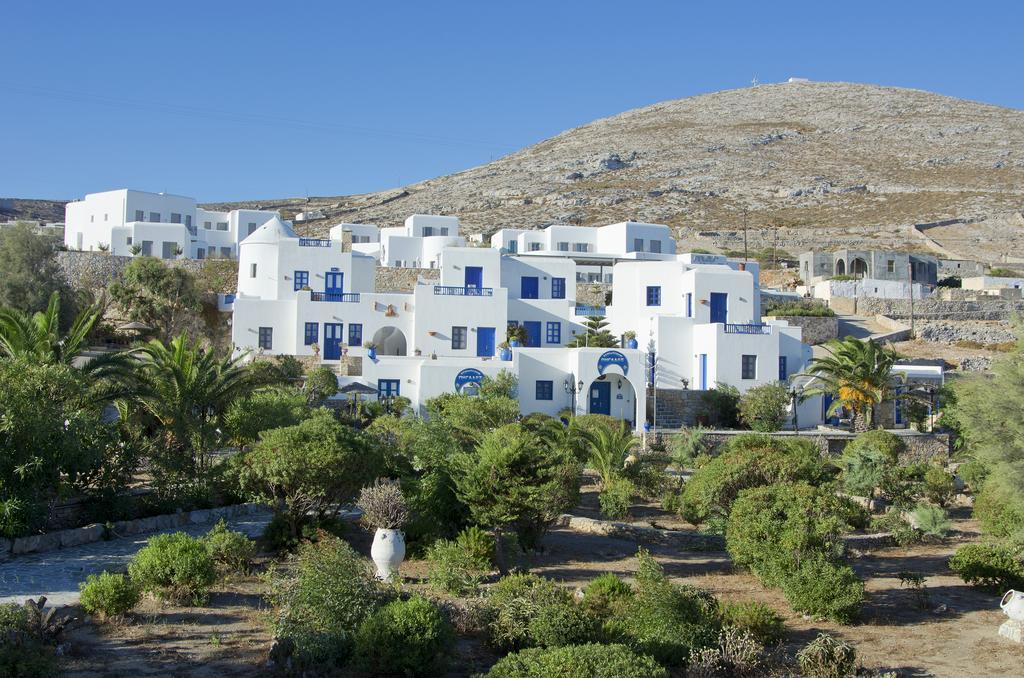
0 502 268 562
769 315 838 344
375 266 439 292
857 296 1024 321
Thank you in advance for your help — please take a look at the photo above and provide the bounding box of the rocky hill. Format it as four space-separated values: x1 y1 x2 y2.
13 82 1024 261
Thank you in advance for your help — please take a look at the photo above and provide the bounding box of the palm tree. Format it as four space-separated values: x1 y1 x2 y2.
586 421 639 489
0 291 100 366
799 336 902 431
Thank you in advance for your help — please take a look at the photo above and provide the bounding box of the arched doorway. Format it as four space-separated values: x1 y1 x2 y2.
835 258 846 276
586 374 637 427
371 326 407 356
850 257 868 277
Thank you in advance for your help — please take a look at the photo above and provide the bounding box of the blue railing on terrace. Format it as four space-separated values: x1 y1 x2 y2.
433 286 494 297
723 323 771 335
574 305 606 316
310 292 361 302
298 238 332 247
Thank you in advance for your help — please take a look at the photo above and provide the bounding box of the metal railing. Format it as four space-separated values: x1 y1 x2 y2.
310 292 361 302
723 323 771 335
298 238 332 247
433 286 493 297
574 305 606 316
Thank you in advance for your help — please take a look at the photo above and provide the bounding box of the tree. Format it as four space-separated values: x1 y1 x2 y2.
479 370 518 400
234 410 384 538
737 382 790 432
108 257 202 342
0 222 67 318
565 316 619 348
586 421 639 490
303 366 339 404
0 291 100 365
799 337 900 431
224 387 312 446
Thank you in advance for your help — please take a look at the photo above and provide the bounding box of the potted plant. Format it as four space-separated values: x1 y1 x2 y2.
623 330 639 349
310 342 320 359
414 347 422 356
357 479 410 580
498 341 512 361
364 341 378 360
506 325 527 348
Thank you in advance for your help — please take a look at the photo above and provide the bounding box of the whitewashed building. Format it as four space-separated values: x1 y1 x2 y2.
230 217 815 431
64 188 282 259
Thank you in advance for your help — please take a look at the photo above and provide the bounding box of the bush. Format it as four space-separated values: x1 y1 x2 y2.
667 427 708 469
528 600 598 648
260 512 347 551
911 503 952 540
357 478 410 530
79 571 141 618
223 387 310 446
974 476 1024 539
948 543 1024 591
456 525 496 567
680 435 825 525
797 632 857 678
737 382 790 432
923 466 956 507
485 573 577 651
582 573 634 620
870 511 922 547
271 535 389 670
781 556 864 623
0 602 58 676
719 599 784 645
842 430 906 466
203 519 256 572
128 532 217 604
427 539 487 596
839 447 890 497
599 477 634 520
303 366 338 402
699 384 741 428
487 643 668 678
353 596 454 676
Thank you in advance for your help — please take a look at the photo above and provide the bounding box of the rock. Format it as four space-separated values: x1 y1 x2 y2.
189 509 212 525
598 154 628 171
565 172 584 181
59 524 104 549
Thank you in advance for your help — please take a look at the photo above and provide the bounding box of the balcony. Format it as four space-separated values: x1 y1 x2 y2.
433 286 493 297
311 292 361 302
298 238 332 247
574 305 606 316
723 323 771 335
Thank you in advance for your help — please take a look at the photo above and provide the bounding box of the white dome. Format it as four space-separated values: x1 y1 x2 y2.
242 215 296 244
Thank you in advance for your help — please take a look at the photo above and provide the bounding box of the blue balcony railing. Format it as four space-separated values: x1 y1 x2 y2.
298 237 332 247
723 323 771 335
574 305 606 316
433 286 493 297
310 292 361 302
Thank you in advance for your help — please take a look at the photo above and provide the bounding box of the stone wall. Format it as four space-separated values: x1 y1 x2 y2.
856 296 1024 321
375 266 439 292
54 251 237 293
769 315 838 344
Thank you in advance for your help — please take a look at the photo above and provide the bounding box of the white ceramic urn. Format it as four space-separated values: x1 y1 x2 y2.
1001 589 1024 622
370 528 406 580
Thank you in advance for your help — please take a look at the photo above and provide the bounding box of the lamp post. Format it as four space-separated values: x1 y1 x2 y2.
564 375 584 417
789 387 800 432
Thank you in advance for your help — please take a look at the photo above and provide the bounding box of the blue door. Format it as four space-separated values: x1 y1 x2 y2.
465 266 482 291
698 354 708 390
521 276 539 299
325 272 344 298
324 323 343 360
709 292 728 324
477 327 495 357
523 321 541 347
778 356 788 381
589 381 611 415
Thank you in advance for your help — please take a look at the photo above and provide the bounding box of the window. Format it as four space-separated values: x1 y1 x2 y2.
126 237 132 245
304 322 319 345
134 210 144 221
686 292 693 318
197 248 205 259
887 260 895 273
423 227 434 236
535 380 553 401
378 379 400 398
633 238 644 252
220 247 231 258
572 243 588 252
546 321 561 344
258 327 273 350
104 213 108 221
741 355 757 379
557 241 569 251
440 227 449 236
217 222 229 231
185 215 192 228
250 263 257 278
204 221 212 230
170 212 182 224
90 215 94 222
141 240 153 256
551 277 566 299
650 240 662 254
507 241 518 253
294 270 309 290
529 242 542 251
348 323 362 347
646 286 661 306
452 326 467 350
779 356 788 381
247 222 257 235
161 241 177 259
149 212 160 222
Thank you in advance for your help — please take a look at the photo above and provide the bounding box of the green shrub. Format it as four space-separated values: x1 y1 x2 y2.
680 435 825 525
485 573 575 651
797 632 857 678
911 503 952 540
923 466 956 507
691 626 766 676
667 427 709 469
582 573 634 619
128 532 217 604
203 519 256 572
699 384 741 428
841 430 905 466
737 382 790 432
487 643 668 678
353 596 454 676
974 476 1024 539
599 477 634 520
456 525 497 567
839 447 890 497
79 571 141 618
870 511 922 546
427 539 487 596
271 535 389 669
957 459 988 492
948 543 1024 592
719 599 785 645
0 602 57 677
528 600 598 648
224 387 310 446
780 556 864 623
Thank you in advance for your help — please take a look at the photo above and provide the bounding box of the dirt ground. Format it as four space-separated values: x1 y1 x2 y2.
56 486 1024 677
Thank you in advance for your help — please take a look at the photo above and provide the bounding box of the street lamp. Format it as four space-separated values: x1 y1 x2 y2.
789 386 801 432
564 375 584 416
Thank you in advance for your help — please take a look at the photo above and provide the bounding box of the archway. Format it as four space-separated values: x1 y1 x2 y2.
850 257 868 277
586 374 637 428
371 326 408 356
835 258 846 276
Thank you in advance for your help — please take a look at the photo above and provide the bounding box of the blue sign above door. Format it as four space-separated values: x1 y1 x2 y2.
597 350 629 375
454 368 485 393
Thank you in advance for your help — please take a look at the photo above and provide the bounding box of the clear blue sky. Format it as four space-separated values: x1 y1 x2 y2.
3 1 1021 202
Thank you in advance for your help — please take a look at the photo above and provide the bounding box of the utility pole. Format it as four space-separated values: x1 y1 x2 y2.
772 220 779 270
908 261 916 338
742 208 749 263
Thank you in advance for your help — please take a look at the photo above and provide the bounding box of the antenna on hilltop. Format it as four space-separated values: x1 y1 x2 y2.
751 76 759 86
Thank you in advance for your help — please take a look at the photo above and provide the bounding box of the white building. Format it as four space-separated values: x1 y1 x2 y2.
230 217 814 431
64 189 282 259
